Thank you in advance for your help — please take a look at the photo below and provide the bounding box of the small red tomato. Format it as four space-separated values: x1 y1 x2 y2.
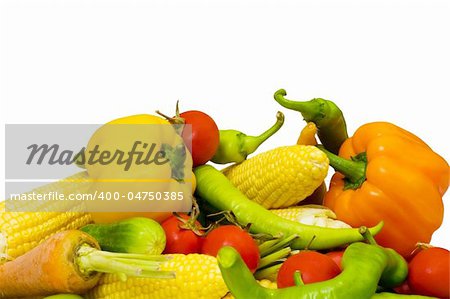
277 251 341 288
325 250 345 271
408 247 449 298
201 225 260 273
179 110 220 167
161 214 204 254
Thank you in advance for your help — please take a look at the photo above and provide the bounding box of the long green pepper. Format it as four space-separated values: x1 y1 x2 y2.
194 165 382 250
218 242 415 299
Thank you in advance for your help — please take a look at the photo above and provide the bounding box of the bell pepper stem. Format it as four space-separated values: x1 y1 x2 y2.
274 89 348 154
243 111 285 154
317 145 367 190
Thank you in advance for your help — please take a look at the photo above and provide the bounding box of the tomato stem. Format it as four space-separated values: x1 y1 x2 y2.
174 199 209 236
155 101 185 125
294 271 305 286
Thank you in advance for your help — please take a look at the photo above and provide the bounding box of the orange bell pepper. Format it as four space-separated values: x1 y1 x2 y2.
321 122 449 257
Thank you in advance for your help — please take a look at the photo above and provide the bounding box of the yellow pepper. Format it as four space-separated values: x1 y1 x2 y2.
83 114 194 223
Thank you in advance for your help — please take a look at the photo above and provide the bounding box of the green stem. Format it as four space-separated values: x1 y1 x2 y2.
293 271 304 286
76 244 175 279
274 89 348 154
317 145 367 190
258 247 291 269
243 111 285 154
254 263 282 280
359 226 378 245
211 111 285 164
359 226 408 288
274 90 323 121
259 234 298 257
258 238 281 255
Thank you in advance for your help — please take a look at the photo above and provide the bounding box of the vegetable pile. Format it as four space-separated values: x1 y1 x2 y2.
0 91 449 299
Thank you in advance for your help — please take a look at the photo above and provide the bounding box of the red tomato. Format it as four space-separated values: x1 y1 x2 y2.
161 214 204 254
277 251 341 288
179 110 220 167
201 225 260 273
325 250 345 271
408 247 449 298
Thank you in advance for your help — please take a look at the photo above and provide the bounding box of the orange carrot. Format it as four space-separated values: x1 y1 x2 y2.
0 230 174 298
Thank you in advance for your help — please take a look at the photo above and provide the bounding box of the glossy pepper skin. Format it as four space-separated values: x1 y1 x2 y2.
217 242 407 299
274 89 348 154
85 114 194 221
211 111 284 164
323 122 449 257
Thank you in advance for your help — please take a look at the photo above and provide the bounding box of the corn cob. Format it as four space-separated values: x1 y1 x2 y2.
86 253 228 299
271 205 351 228
222 145 329 209
0 171 93 262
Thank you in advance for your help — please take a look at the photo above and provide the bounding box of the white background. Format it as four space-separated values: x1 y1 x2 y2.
1 0 449 249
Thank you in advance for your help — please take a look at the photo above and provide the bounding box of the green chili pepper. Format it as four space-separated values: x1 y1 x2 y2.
372 293 437 299
274 89 348 154
358 227 408 289
194 165 382 250
211 111 285 164
217 242 406 299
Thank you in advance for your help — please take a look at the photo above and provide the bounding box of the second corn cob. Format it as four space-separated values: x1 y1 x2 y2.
270 205 351 228
0 171 93 263
86 253 228 299
222 145 329 209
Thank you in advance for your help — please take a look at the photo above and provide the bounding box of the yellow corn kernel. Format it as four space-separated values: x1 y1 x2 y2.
0 171 93 262
87 254 228 299
271 205 351 228
223 145 329 209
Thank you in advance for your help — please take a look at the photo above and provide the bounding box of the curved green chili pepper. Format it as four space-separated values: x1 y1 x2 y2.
194 165 383 250
211 111 285 164
274 89 348 154
358 226 409 288
372 293 437 299
217 242 406 299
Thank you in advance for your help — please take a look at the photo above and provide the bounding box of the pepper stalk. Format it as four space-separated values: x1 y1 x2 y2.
316 145 367 190
211 111 285 164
